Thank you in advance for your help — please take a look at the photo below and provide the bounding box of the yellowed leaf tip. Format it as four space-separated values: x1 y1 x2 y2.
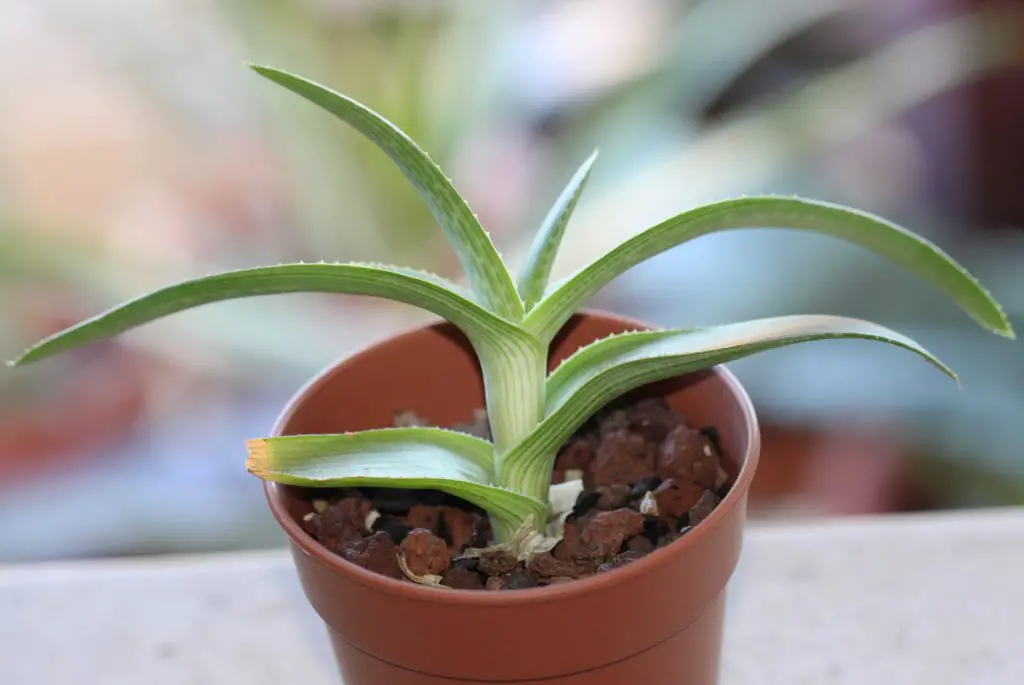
245 438 271 476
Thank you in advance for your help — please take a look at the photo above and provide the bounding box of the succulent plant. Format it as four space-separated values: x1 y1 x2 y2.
9 66 1014 547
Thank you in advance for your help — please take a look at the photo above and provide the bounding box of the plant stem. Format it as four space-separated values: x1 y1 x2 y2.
474 334 549 544
477 336 547 455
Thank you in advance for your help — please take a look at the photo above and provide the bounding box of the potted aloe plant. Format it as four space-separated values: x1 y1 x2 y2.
10 66 1014 684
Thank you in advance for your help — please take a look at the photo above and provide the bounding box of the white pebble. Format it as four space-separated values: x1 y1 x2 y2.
640 491 659 517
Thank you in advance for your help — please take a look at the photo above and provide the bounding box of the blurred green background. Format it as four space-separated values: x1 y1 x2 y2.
1 0 1022 561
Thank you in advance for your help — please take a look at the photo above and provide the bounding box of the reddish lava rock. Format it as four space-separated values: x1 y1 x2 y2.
438 506 479 553
405 504 439 532
653 478 704 522
442 565 484 590
302 496 371 553
688 490 721 526
332 496 373 529
632 398 684 441
485 570 539 591
304 517 361 553
625 535 655 554
342 531 402 580
555 438 594 473
601 398 683 443
596 484 632 510
554 520 585 565
527 552 587 581
556 507 648 568
400 529 450 577
579 509 645 564
597 408 630 436
657 425 721 489
478 550 519 577
590 430 655 487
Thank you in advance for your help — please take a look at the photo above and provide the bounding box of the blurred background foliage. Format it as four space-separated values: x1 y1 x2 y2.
1 0 1022 561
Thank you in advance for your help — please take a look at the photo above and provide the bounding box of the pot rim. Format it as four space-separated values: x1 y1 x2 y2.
263 310 760 606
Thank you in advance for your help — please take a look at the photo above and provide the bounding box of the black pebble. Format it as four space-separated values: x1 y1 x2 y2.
631 476 662 499
453 557 480 572
371 515 413 545
699 426 721 451
421 490 448 507
569 491 601 521
643 518 670 544
368 489 418 514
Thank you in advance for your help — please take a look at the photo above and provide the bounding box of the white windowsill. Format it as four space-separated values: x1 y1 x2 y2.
2 508 1022 684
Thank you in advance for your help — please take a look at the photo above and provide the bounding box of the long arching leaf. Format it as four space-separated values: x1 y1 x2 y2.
502 315 957 498
251 65 523 321
523 197 1015 342
8 263 517 366
247 428 547 536
517 151 599 311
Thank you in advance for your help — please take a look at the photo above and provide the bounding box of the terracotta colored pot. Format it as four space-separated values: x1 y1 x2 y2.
264 311 761 684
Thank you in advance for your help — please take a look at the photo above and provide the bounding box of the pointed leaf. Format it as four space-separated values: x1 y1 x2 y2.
524 197 1015 342
503 315 957 497
8 263 517 366
247 428 547 534
251 65 523 321
517 151 599 311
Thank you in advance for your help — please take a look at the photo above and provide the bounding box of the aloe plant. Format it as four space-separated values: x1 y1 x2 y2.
8 66 1014 545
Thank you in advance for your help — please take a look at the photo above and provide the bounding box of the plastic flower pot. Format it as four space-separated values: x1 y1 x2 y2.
263 311 760 684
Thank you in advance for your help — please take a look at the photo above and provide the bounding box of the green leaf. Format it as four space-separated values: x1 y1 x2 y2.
7 263 517 366
517 151 599 311
247 428 548 538
504 315 957 498
524 196 1015 342
250 65 524 322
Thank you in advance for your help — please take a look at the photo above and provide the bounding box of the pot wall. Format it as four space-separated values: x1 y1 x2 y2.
264 312 760 683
